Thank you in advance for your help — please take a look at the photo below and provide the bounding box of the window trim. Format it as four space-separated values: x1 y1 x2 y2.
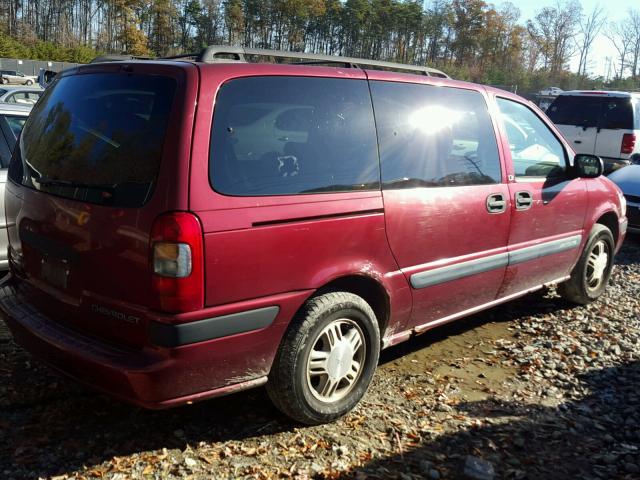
495 95 570 183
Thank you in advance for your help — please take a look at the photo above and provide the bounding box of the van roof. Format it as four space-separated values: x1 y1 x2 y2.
558 90 640 98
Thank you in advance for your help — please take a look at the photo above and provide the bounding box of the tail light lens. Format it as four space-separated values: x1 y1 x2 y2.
150 212 204 313
621 134 636 155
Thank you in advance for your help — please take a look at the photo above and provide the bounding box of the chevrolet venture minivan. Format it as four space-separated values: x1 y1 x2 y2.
0 47 628 424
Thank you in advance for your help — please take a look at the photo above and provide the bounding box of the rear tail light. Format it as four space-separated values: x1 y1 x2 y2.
150 212 204 313
621 134 636 155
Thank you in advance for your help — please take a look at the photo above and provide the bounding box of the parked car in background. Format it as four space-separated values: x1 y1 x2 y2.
0 103 31 270
609 165 640 233
538 86 563 96
0 47 627 425
37 69 57 89
546 91 640 173
0 70 38 86
0 86 43 105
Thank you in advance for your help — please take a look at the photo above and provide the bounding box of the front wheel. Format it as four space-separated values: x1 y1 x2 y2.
267 292 380 425
558 224 615 304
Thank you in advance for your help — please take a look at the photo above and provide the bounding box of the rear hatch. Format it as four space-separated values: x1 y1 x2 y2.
5 62 196 348
546 95 600 154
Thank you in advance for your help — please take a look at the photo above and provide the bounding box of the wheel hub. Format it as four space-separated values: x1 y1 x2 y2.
326 340 355 380
306 318 366 402
586 239 610 289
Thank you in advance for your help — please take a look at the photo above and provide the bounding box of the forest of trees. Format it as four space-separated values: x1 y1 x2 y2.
0 0 639 92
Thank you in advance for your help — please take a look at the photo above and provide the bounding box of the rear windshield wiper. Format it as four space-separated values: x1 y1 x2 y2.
36 177 116 192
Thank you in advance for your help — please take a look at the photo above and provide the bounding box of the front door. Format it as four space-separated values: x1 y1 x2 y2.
369 77 511 328
495 97 588 297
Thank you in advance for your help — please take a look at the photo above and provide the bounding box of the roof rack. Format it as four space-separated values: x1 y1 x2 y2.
193 46 449 78
90 54 152 63
89 46 449 78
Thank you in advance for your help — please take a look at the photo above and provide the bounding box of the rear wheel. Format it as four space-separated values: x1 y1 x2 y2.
267 292 380 425
558 224 615 304
26 79 33 85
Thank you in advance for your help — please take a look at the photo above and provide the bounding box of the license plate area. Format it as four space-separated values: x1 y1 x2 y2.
41 257 69 289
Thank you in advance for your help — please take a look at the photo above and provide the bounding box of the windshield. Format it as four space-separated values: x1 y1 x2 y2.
9 72 176 207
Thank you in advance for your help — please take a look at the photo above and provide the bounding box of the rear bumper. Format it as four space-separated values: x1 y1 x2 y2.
0 281 310 408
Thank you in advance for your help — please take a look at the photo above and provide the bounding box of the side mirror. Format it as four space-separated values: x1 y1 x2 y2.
630 153 640 165
574 154 603 178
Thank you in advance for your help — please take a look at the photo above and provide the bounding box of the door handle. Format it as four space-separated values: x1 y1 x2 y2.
486 193 506 213
574 140 582 144
515 191 533 210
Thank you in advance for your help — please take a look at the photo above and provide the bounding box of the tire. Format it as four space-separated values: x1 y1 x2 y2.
25 79 33 85
558 224 615 304
267 292 380 425
0 78 7 85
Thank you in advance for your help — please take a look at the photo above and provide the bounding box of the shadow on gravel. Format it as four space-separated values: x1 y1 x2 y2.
1 380 296 478
347 361 640 480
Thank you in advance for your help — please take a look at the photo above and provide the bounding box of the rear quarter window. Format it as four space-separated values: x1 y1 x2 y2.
210 76 380 196
9 72 177 207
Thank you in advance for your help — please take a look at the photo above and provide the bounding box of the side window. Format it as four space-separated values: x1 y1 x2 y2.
370 81 501 188
4 115 27 138
600 97 633 130
210 77 379 196
497 98 566 179
7 92 40 104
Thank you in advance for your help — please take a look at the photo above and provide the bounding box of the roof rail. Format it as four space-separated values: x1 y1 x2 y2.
90 54 152 63
195 46 449 78
89 46 449 78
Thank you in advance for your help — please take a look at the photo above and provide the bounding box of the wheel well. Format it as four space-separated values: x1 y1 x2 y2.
315 275 390 337
596 212 618 242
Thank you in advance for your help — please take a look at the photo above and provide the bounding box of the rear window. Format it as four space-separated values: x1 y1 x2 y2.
210 76 379 196
547 96 601 128
9 73 176 207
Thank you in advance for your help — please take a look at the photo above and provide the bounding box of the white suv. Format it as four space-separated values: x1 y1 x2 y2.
547 91 640 172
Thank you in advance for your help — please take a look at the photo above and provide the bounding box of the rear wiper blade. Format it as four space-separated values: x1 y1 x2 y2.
37 177 116 191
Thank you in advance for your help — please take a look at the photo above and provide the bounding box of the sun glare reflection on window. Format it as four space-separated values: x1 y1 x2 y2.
407 105 464 135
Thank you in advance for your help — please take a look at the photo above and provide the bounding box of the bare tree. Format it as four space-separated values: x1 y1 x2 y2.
576 4 605 76
628 8 640 79
605 19 634 79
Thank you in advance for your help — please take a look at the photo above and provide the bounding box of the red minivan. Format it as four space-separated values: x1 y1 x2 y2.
0 47 628 424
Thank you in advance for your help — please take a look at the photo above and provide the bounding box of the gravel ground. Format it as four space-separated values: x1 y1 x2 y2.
1 235 638 480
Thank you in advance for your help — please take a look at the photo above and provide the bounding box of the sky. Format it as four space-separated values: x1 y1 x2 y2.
513 0 638 78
